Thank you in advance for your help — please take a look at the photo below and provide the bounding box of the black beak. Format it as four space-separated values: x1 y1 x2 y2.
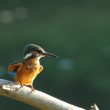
42 52 58 58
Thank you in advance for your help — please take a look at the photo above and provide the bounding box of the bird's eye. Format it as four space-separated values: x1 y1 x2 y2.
37 49 42 53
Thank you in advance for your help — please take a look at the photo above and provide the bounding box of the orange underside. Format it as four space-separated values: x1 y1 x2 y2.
8 60 43 86
16 65 41 86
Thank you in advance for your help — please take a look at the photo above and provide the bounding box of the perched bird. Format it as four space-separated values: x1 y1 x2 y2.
8 44 58 91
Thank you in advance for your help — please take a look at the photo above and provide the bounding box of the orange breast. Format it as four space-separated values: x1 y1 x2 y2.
16 64 41 86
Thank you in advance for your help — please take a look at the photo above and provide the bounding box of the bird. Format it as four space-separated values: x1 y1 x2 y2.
8 44 58 91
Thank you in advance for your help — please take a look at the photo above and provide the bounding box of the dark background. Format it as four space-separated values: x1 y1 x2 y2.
0 0 110 110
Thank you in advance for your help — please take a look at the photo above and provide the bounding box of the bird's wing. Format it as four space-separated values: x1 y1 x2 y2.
8 60 22 72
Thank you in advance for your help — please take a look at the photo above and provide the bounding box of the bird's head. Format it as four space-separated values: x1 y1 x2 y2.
23 44 58 60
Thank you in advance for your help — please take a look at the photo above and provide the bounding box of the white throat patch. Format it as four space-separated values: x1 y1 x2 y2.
24 53 32 59
24 53 44 60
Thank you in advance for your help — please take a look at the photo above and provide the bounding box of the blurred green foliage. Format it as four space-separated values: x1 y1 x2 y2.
0 0 110 110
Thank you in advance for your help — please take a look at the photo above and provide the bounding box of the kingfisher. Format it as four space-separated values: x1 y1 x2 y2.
8 44 58 91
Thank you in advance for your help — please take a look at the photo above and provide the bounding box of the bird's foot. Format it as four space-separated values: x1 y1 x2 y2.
28 85 35 92
16 84 23 90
